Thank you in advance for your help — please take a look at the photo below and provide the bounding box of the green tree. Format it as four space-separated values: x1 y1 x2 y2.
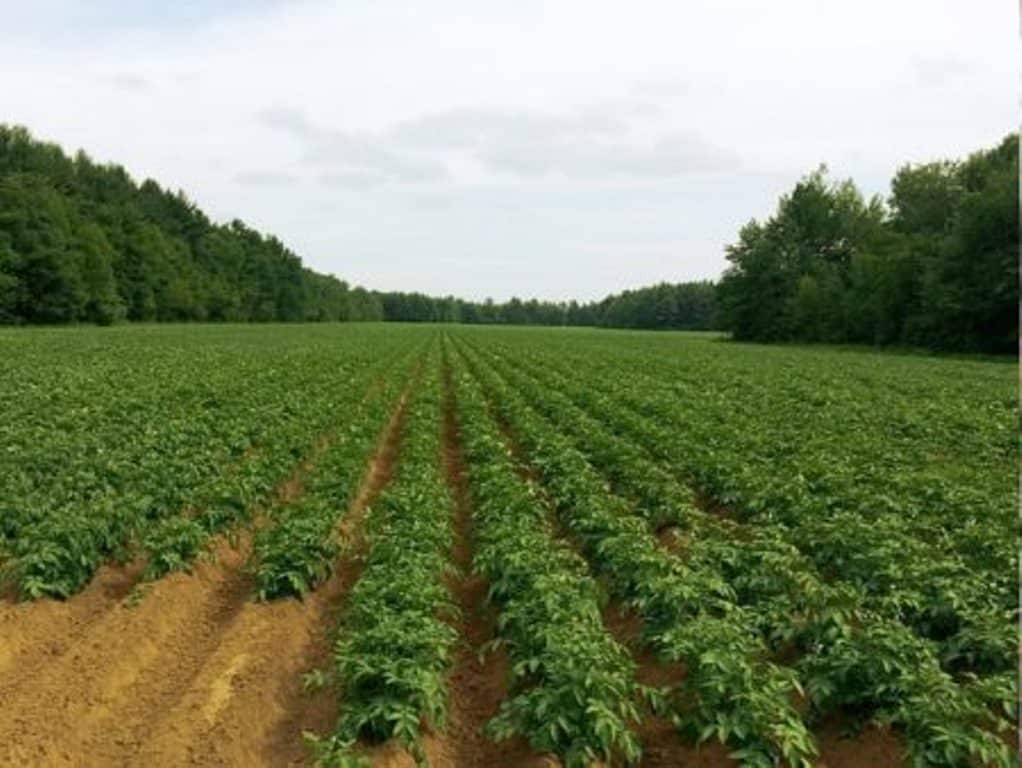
75 222 123 324
0 174 86 323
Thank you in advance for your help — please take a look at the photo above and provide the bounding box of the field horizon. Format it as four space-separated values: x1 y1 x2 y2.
1 323 1016 767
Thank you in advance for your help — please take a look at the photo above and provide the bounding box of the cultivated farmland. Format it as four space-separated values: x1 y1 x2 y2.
0 323 1016 767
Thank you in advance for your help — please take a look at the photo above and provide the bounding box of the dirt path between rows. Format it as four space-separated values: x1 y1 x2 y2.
0 534 255 766
450 342 908 768
0 557 143 681
452 343 703 766
407 351 549 768
137 388 413 768
0 385 412 768
599 606 736 768
0 392 354 688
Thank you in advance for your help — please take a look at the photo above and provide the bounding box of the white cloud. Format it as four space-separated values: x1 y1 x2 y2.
105 73 150 91
911 54 973 88
390 106 635 149
318 171 387 189
256 103 735 183
1 0 1015 300
256 107 315 138
233 170 300 187
479 131 739 178
300 131 448 182
257 108 448 182
388 105 735 179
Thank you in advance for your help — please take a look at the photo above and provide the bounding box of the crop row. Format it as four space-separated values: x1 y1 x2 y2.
496 341 1017 677
448 341 646 767
454 340 818 767
253 344 424 600
459 338 1015 768
1 326 422 598
316 346 458 765
508 332 1014 598
146 344 413 583
3 329 379 537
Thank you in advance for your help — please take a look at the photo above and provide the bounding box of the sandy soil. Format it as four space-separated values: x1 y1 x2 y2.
0 356 908 767
0 391 410 768
421 361 551 768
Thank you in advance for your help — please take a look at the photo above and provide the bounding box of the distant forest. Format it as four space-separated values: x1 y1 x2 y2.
719 134 1018 353
0 125 1015 351
376 281 717 330
0 125 714 330
0 125 382 324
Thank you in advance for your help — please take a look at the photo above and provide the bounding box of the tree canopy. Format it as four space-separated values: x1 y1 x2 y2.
0 125 383 324
717 135 1018 353
2 124 1014 352
373 281 718 330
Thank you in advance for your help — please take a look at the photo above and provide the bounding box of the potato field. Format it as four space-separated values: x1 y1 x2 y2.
0 324 1016 768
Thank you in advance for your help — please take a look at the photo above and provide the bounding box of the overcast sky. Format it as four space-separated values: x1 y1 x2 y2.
3 1 1015 301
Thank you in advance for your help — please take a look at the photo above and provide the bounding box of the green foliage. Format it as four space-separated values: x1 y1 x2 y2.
719 135 1019 352
801 621 1015 768
254 349 419 600
319 352 460 765
1 123 1014 352
451 350 644 766
2 321 1016 765
377 281 718 331
0 124 383 325
457 327 1017 766
2 324 422 598
254 507 342 600
8 506 133 598
460 341 818 765
142 517 207 579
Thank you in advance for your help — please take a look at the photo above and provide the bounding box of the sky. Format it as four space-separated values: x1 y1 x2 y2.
2 1 1016 302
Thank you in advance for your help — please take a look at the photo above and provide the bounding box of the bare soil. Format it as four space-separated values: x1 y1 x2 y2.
0 388 411 768
816 716 905 768
0 358 912 768
601 604 737 768
422 358 550 768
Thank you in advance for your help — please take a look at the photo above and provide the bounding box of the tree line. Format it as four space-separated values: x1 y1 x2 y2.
718 134 1018 353
0 125 383 324
0 125 718 331
376 281 717 329
1 124 1015 353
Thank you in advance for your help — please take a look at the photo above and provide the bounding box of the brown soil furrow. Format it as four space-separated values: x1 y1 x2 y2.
0 558 143 680
411 352 546 768
133 387 414 768
0 416 343 691
815 717 904 768
132 567 344 768
346 390 410 524
0 382 415 768
0 536 251 767
600 605 736 768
